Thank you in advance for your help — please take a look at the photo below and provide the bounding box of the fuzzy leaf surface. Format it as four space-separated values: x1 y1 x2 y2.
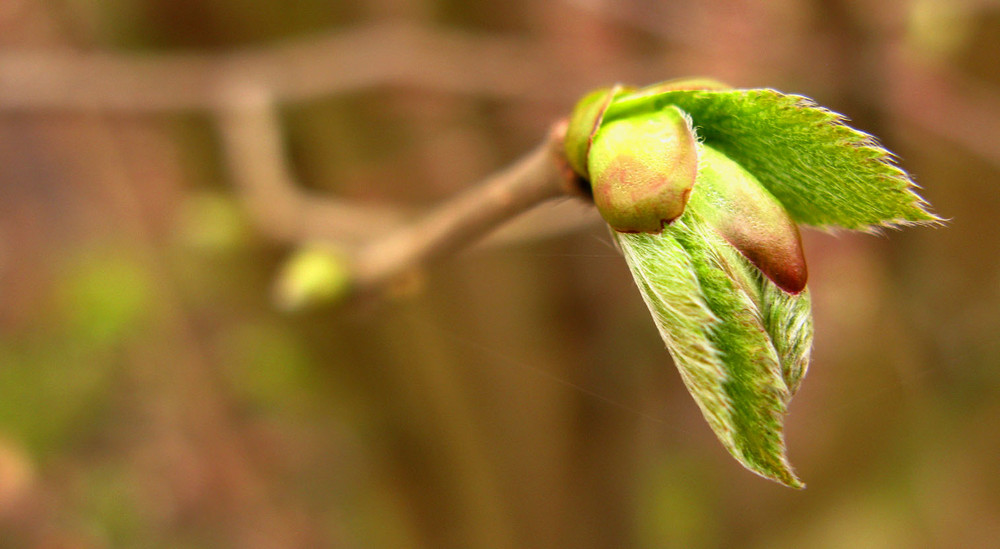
616 212 811 487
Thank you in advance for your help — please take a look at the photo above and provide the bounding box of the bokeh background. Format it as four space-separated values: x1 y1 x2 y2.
1 0 998 547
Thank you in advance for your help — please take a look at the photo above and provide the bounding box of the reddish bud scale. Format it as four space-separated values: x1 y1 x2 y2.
688 146 808 294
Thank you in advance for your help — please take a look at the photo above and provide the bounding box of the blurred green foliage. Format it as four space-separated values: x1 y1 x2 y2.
0 247 153 458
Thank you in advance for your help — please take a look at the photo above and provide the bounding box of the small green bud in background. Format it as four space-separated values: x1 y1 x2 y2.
564 79 939 487
273 245 352 311
174 190 253 252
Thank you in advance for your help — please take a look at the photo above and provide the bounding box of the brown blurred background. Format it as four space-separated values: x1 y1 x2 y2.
1 0 998 547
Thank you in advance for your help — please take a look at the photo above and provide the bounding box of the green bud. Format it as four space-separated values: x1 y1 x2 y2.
600 78 732 124
564 85 626 179
273 245 352 311
587 105 699 233
561 78 936 487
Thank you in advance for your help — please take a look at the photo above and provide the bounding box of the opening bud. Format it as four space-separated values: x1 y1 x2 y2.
587 105 700 233
688 146 808 294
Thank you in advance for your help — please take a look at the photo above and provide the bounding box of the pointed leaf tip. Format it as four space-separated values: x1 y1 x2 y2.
615 214 812 487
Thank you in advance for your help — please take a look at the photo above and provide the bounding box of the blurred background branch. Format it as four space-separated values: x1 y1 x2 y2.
215 84 588 303
0 23 578 112
2 21 608 289
214 83 408 246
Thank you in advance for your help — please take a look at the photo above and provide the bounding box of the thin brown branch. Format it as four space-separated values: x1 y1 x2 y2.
0 23 581 112
215 86 596 256
10 22 605 300
215 85 407 245
350 121 579 294
216 89 588 300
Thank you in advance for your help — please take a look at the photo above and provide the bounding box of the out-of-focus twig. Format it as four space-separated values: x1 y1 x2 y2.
215 85 407 245
0 23 584 112
216 86 596 255
0 21 655 261
7 20 609 298
216 89 588 298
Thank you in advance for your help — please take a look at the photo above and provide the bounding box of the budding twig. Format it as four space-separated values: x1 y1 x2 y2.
215 85 408 246
350 121 579 295
216 87 588 303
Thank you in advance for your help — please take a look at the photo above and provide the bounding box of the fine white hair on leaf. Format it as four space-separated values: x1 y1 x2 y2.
614 209 811 488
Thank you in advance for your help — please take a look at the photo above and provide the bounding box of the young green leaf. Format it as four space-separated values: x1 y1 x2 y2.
604 88 940 231
614 146 814 488
617 223 809 487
